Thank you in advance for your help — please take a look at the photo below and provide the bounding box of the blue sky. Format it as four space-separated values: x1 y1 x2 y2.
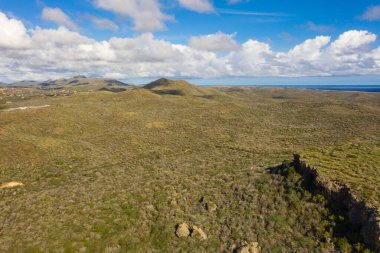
0 0 380 84
2 0 380 49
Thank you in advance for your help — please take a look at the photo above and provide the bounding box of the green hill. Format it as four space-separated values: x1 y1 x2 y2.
143 78 213 97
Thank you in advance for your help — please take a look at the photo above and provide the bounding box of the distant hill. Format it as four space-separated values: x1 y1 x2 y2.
0 82 7 87
9 80 41 87
8 76 130 89
143 78 212 97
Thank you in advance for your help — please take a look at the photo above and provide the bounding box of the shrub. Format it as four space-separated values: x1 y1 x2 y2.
334 237 352 252
313 194 325 203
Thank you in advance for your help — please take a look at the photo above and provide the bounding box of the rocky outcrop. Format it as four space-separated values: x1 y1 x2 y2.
293 154 380 252
0 181 24 189
175 223 190 238
175 223 208 241
235 242 261 253
200 197 218 212
191 226 207 240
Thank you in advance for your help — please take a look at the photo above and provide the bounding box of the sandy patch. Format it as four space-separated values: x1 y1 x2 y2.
3 105 50 112
218 105 234 113
145 121 165 129
125 112 138 117
0 181 24 189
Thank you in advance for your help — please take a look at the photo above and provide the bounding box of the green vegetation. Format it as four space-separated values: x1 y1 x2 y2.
0 80 379 252
270 160 374 252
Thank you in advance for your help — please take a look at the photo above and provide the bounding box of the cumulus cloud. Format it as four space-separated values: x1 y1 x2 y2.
328 30 376 53
359 5 380 21
287 36 330 60
0 12 30 49
94 0 172 32
178 0 214 13
41 7 77 31
189 32 239 52
0 12 379 82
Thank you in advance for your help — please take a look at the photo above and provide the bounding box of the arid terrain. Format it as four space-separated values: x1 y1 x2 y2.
0 78 379 253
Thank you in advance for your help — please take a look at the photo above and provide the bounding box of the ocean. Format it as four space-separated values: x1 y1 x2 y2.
253 85 380 93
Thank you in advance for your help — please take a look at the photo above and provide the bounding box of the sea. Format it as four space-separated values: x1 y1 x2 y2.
252 85 380 93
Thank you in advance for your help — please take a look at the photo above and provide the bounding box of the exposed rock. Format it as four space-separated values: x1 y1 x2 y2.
191 226 207 240
361 211 380 252
175 223 190 238
200 196 217 212
0 181 24 189
293 154 380 252
206 202 217 212
236 242 260 253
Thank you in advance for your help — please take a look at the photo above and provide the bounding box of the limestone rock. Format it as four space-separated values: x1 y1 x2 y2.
191 226 207 240
206 202 217 212
236 246 250 253
0 181 24 189
236 242 260 253
200 197 217 212
175 223 190 238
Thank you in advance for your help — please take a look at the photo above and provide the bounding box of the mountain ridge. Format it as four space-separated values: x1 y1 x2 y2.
7 76 130 88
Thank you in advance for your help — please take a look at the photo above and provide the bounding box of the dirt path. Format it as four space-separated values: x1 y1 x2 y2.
2 105 50 112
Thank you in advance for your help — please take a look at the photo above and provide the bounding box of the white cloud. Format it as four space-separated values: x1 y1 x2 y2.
328 30 376 54
287 36 331 61
225 30 380 77
189 32 239 52
0 12 30 49
94 0 172 32
90 16 119 31
226 39 275 76
42 7 77 31
0 11 380 82
178 0 214 13
359 5 380 21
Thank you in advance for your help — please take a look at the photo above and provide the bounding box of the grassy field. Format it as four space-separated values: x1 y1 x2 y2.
0 81 379 252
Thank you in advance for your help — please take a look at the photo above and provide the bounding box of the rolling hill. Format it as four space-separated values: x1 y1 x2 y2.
0 79 379 252
8 76 130 90
143 78 215 97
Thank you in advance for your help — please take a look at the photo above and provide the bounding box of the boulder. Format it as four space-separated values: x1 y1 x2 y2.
236 242 260 253
175 223 190 238
0 181 24 189
206 202 217 212
191 226 207 240
200 197 217 212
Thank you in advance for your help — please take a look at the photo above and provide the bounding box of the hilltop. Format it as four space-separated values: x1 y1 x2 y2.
7 80 40 87
143 78 192 89
8 76 130 90
143 78 214 97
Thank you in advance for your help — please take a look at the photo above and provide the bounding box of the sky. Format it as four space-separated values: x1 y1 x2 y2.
0 0 380 85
